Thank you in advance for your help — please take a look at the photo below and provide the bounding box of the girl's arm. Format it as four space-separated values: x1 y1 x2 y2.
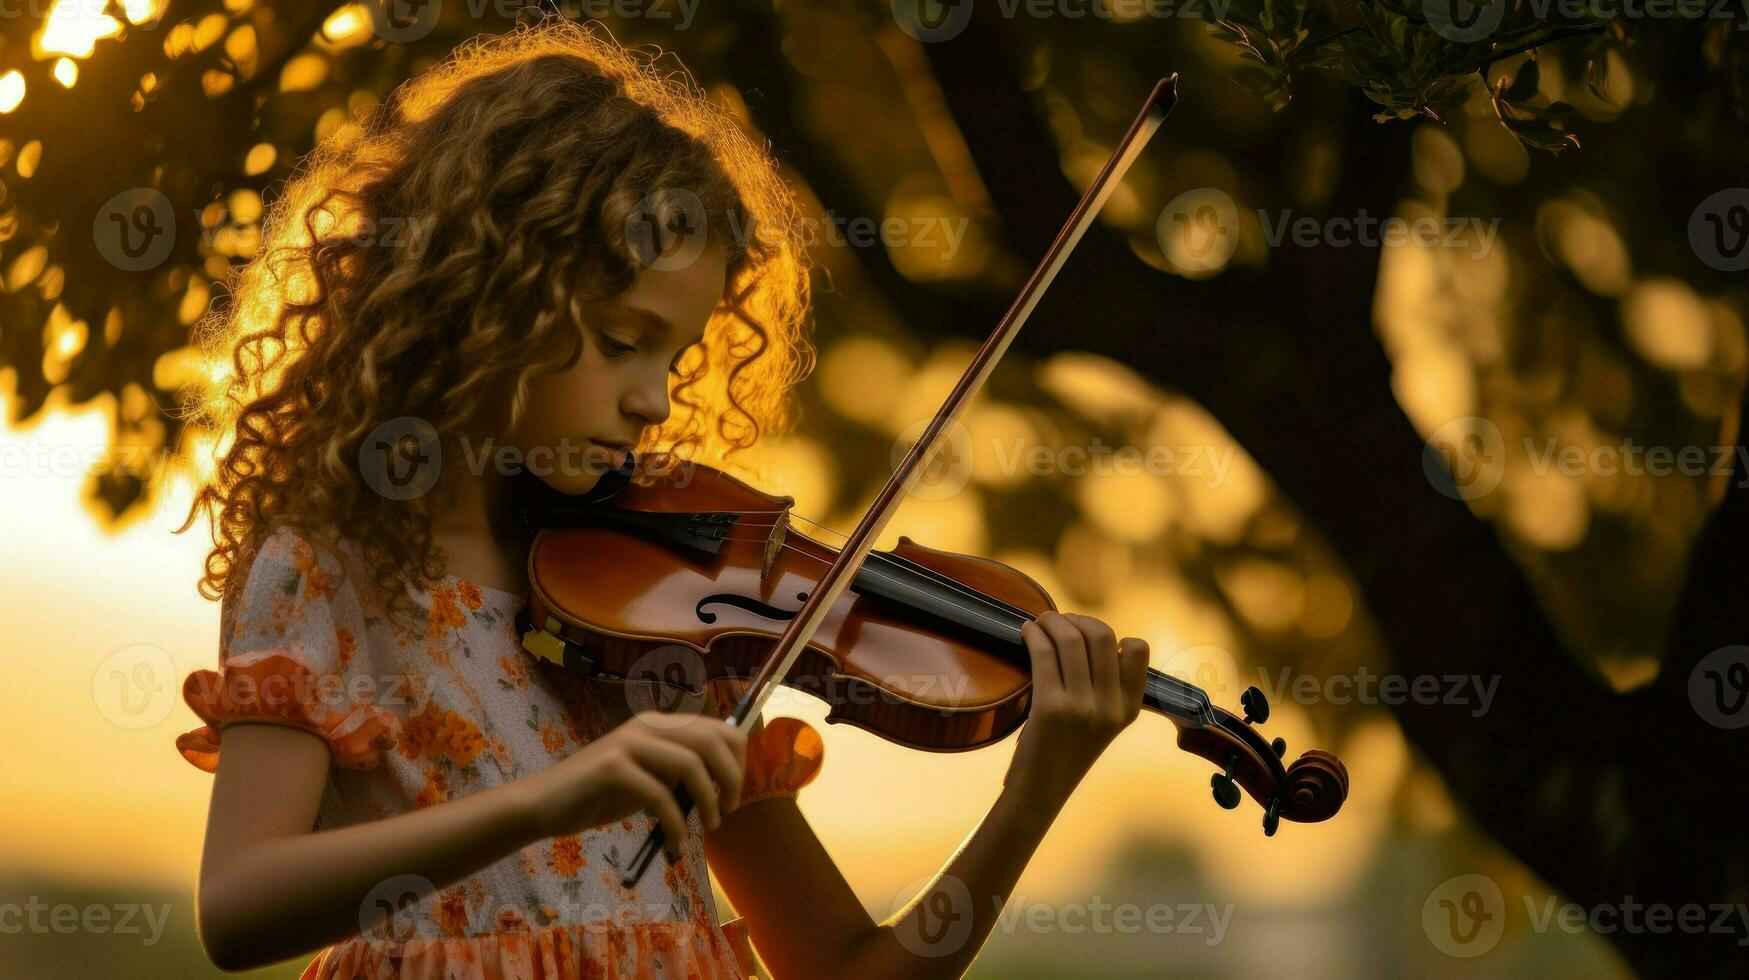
197 711 747 972
705 611 1150 980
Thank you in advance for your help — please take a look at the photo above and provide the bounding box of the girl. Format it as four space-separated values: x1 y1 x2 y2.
175 18 1150 980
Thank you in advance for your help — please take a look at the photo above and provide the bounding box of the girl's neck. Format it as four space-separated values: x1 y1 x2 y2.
431 459 533 596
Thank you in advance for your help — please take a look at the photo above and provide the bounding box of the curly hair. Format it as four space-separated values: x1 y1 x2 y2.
177 18 814 619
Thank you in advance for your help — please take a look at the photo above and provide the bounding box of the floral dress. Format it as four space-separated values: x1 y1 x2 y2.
176 525 823 980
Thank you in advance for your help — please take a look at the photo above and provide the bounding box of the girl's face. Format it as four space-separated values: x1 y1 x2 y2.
505 250 727 494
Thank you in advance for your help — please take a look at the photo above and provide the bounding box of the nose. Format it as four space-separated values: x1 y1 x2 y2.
620 367 671 429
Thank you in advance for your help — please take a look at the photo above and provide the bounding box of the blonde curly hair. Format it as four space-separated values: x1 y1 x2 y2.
178 18 814 617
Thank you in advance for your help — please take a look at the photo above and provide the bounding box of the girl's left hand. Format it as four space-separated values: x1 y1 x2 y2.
1010 610 1150 800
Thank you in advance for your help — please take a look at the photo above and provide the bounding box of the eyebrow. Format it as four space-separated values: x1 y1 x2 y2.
626 303 707 348
624 304 672 337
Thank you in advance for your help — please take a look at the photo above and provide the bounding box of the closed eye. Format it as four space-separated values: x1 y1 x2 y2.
595 333 637 358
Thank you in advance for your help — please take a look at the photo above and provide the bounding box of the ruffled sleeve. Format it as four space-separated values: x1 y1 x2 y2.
175 526 400 774
705 681 823 807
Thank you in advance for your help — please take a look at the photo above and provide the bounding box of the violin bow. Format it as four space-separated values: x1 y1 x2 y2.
622 75 1180 887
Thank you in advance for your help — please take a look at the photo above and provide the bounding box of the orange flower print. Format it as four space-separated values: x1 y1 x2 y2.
549 835 587 876
540 721 569 754
496 908 527 932
427 586 468 638
498 654 530 690
335 626 358 670
293 545 335 601
435 886 472 937
457 580 483 611
401 702 486 766
538 903 558 925
416 768 449 808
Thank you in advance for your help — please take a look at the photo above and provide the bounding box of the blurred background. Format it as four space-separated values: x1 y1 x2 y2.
3 1 1746 977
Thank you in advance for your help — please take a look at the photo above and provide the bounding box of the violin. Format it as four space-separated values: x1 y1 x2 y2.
513 76 1347 887
510 457 1348 835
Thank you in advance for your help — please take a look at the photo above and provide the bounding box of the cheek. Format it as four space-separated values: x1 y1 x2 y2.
511 352 617 447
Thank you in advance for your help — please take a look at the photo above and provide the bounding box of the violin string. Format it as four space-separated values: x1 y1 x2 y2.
714 528 1208 718
599 509 1211 719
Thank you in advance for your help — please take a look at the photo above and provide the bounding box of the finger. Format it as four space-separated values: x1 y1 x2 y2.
626 738 721 832
1118 637 1150 719
1040 611 1092 699
702 721 746 814
1066 613 1120 707
619 764 690 859
655 715 747 814
1020 618 1063 709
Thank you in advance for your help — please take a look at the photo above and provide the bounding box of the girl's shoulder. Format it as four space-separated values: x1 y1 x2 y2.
227 522 385 623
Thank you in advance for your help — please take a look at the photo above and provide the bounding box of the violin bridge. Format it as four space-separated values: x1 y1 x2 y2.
761 511 790 581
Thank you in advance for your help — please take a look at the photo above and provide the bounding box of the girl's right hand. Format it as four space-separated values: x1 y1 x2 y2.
518 710 748 855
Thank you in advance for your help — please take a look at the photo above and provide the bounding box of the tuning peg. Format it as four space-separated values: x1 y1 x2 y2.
1241 686 1270 725
1271 737 1286 758
1210 753 1241 810
1262 796 1280 837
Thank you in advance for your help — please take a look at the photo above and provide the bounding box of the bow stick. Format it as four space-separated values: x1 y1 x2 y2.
623 75 1180 887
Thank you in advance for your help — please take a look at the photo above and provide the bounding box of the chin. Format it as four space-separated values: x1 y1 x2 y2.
530 470 601 497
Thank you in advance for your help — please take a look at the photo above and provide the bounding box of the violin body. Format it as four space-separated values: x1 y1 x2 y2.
517 457 1349 833
523 460 1040 751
